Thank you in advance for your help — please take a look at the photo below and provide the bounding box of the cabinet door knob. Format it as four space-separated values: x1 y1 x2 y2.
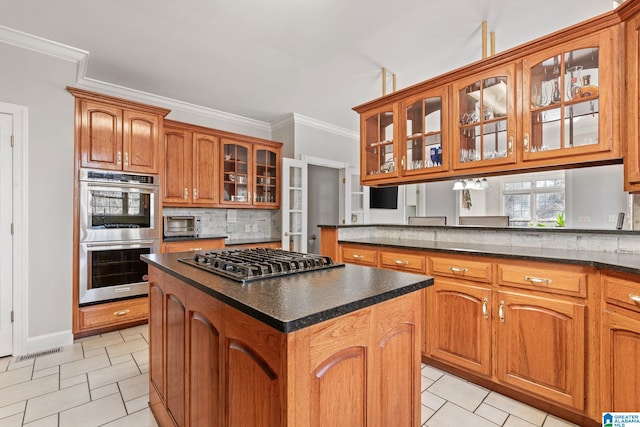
482 297 489 320
499 301 505 323
124 152 129 166
184 188 188 199
193 188 197 200
508 136 514 155
524 133 530 152
117 151 122 166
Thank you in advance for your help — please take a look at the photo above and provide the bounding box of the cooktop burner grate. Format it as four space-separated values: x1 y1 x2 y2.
178 248 344 283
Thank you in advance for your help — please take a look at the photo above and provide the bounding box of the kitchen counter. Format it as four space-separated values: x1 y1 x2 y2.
338 236 640 275
142 251 433 332
145 251 431 426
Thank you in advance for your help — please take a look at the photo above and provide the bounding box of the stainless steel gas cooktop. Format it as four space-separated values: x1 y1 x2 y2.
178 248 344 284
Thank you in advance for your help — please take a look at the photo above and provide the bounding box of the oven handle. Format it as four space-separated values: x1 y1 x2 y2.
82 181 159 192
84 240 156 248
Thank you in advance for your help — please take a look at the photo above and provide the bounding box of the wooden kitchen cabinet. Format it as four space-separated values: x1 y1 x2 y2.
148 261 422 427
622 4 640 192
522 28 620 166
600 272 640 412
220 138 281 208
161 238 225 253
360 103 400 184
452 64 517 171
68 87 169 174
496 290 586 410
427 279 492 376
341 243 378 267
163 121 218 206
77 296 148 335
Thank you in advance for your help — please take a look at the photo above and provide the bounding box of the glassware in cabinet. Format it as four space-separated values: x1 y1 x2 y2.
402 86 449 175
522 30 614 161
254 147 278 205
361 104 399 181
452 65 516 170
222 141 250 204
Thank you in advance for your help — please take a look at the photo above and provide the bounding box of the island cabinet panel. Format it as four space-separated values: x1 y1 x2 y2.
148 264 423 427
496 291 586 410
426 279 492 376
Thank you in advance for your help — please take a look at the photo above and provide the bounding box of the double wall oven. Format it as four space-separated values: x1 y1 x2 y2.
78 169 160 305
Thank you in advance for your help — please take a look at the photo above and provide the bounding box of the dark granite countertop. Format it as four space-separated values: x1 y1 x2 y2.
142 252 433 333
339 237 640 275
225 237 281 246
320 223 640 235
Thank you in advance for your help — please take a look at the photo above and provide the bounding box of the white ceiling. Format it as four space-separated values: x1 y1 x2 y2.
0 0 615 132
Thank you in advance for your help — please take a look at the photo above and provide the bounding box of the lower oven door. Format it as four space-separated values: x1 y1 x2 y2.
79 240 159 305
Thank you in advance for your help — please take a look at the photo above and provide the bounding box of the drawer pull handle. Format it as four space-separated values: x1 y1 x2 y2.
190 247 202 251
114 310 130 316
499 301 505 323
394 259 408 265
482 297 488 320
524 276 552 284
449 266 468 273
352 254 365 259
629 294 640 303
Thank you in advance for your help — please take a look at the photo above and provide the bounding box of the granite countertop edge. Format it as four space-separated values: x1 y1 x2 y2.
339 237 640 275
162 235 281 245
319 224 640 235
143 254 433 333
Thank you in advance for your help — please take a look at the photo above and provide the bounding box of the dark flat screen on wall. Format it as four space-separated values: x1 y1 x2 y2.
369 186 398 209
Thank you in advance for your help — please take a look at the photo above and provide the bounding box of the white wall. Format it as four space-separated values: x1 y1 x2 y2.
308 166 339 254
0 41 77 349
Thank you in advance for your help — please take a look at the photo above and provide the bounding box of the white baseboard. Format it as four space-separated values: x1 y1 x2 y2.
19 330 74 356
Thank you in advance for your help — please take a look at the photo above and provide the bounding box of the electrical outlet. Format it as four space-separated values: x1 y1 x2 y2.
245 224 251 232
608 214 618 223
252 224 258 232
577 215 591 223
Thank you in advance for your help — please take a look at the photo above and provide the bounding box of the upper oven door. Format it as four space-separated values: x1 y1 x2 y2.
80 179 160 242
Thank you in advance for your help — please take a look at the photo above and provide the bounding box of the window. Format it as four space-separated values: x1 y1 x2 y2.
501 172 565 227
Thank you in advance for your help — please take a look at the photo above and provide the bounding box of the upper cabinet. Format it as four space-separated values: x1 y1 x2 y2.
353 11 624 187
522 30 619 165
452 64 516 170
68 87 170 174
220 138 281 208
163 121 218 206
623 4 640 192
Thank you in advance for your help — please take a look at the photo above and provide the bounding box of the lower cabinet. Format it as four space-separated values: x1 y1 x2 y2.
148 265 422 427
161 238 225 253
427 279 492 376
77 297 148 334
601 272 640 412
496 291 586 410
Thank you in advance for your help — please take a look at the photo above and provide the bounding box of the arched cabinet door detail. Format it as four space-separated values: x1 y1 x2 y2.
189 312 220 427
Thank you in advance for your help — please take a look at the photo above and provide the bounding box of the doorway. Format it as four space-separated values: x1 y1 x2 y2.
0 111 13 356
307 165 340 254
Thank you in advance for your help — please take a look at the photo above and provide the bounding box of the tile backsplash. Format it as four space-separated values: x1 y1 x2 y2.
162 208 281 242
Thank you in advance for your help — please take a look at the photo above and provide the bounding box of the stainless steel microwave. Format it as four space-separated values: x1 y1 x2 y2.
163 215 202 237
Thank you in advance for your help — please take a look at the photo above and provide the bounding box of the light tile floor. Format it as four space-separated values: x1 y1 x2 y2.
0 325 581 427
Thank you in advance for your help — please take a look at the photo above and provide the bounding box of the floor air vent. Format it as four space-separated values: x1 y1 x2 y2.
15 347 62 362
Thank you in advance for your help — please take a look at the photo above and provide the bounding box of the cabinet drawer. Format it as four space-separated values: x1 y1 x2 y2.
604 274 640 313
429 257 492 283
497 263 587 297
79 297 148 329
380 250 426 274
162 238 225 253
341 245 378 266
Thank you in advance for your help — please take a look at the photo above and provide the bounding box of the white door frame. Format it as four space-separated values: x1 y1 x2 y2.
0 102 28 356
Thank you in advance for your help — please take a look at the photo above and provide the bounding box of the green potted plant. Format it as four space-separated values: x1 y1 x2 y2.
555 211 566 227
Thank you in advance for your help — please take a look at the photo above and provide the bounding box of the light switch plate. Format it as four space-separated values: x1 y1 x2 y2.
577 215 591 223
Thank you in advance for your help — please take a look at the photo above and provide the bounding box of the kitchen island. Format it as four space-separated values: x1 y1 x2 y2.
141 250 433 427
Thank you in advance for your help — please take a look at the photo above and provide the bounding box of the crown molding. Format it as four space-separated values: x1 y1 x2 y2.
290 113 359 140
0 25 88 81
0 25 359 139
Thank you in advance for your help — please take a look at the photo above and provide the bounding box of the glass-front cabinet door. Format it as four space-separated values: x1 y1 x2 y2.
221 139 251 205
452 65 516 170
361 103 399 183
253 145 279 207
402 86 449 176
522 31 614 162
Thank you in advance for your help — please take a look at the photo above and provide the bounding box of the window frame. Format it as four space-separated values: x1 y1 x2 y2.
500 171 565 227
